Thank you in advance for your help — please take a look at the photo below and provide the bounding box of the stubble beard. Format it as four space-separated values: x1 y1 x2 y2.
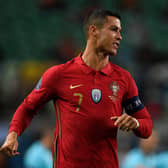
95 44 117 58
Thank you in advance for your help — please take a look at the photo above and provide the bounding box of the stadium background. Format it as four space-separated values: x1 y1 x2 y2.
0 0 168 167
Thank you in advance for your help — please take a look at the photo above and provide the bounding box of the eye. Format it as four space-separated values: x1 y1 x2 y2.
110 27 118 32
109 26 121 33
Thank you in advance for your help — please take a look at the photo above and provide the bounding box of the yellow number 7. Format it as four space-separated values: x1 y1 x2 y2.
73 93 83 112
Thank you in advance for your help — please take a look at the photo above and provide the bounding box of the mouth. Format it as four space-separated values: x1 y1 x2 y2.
113 42 120 49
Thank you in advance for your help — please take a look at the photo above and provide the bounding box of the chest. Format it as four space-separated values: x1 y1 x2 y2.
57 72 127 114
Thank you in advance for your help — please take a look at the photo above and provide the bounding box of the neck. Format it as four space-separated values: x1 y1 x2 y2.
82 42 109 71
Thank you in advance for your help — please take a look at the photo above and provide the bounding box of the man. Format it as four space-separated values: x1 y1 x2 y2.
0 9 152 168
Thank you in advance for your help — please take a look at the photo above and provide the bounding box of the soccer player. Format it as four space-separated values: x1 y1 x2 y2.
0 9 152 168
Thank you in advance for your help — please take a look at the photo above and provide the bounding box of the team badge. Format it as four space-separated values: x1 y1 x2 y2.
91 89 102 104
109 81 120 101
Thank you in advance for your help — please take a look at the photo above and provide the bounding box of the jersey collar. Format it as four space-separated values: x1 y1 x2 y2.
75 53 113 76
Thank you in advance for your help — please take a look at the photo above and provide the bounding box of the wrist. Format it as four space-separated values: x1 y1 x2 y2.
7 131 18 140
133 118 139 129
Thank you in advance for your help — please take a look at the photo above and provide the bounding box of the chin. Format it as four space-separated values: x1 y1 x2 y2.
109 50 117 56
106 48 117 56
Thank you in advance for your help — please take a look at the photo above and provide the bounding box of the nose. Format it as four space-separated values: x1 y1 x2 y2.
117 32 122 41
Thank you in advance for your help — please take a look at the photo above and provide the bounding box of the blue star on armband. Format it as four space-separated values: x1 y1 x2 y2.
122 96 144 115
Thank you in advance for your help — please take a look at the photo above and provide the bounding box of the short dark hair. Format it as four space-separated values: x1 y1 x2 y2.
83 9 121 38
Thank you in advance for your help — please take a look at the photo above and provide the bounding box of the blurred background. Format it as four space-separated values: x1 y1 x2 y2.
0 0 168 167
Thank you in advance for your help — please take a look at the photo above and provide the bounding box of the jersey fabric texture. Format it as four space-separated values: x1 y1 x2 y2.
9 54 153 168
24 141 53 168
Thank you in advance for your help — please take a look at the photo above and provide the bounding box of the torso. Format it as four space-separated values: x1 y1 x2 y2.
52 55 129 168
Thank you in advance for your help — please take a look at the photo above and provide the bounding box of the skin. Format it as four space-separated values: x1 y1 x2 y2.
0 131 19 157
82 16 122 70
0 15 139 157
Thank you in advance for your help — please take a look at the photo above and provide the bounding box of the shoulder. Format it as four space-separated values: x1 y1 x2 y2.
43 64 63 77
43 58 76 77
110 63 133 80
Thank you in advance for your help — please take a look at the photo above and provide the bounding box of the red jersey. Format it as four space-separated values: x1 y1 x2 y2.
9 54 153 168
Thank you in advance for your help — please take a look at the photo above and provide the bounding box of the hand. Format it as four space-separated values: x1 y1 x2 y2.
110 113 139 132
0 131 20 157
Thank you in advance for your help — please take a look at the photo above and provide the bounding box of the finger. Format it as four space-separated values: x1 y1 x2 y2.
5 148 19 157
128 122 137 130
13 142 18 153
118 114 135 131
126 127 131 132
4 151 11 157
14 152 20 156
110 116 118 120
15 152 20 155
12 149 20 156
12 150 20 156
124 117 138 130
119 117 132 131
0 144 16 157
121 123 131 131
10 142 19 156
114 114 127 126
122 119 137 131
3 148 12 157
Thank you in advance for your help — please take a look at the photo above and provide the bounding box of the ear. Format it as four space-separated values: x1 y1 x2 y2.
89 25 99 38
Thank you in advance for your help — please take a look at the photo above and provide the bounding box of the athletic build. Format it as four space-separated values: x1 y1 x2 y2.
0 9 152 168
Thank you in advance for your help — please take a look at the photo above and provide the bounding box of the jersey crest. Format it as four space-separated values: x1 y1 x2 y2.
109 81 120 101
91 89 102 104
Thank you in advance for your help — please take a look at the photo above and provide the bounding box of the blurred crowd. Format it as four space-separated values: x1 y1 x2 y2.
0 0 168 167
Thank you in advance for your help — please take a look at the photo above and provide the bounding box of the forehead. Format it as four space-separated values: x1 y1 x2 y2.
103 16 121 28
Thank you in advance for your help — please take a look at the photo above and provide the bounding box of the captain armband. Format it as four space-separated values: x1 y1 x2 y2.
122 96 144 115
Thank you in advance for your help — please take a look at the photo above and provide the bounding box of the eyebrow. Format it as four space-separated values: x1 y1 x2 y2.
109 25 122 31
